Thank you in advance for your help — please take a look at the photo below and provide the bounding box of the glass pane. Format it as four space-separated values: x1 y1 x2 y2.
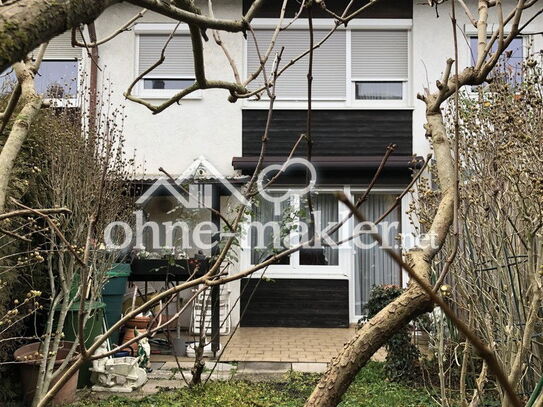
0 68 17 95
355 81 403 100
143 78 193 90
250 194 291 265
35 60 78 98
299 194 339 266
353 194 401 315
470 37 523 85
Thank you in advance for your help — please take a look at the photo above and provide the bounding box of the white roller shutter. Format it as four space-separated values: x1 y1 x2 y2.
351 30 408 79
41 31 82 60
247 29 346 100
139 34 194 77
29 31 83 60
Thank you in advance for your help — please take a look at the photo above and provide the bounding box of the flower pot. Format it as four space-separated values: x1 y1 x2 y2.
14 341 79 406
124 316 151 330
121 326 148 352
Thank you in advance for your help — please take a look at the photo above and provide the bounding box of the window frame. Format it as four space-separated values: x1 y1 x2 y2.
463 24 531 94
34 58 81 105
243 19 413 110
241 188 351 279
134 24 201 100
467 34 525 91
240 186 405 281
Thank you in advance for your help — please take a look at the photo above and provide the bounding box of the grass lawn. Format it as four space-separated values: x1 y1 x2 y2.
70 362 437 407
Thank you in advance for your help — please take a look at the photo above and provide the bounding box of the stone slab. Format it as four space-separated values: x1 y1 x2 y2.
291 363 328 373
141 379 188 394
149 362 165 370
161 361 195 370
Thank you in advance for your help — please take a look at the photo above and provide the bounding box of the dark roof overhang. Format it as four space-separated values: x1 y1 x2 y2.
232 155 423 171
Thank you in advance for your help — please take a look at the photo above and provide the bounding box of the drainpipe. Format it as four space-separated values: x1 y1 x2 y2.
87 22 99 133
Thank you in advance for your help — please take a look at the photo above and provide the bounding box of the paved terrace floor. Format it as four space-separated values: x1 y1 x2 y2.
220 326 385 363
84 327 387 398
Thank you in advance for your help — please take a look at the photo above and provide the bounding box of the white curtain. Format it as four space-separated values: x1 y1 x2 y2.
300 193 339 266
354 194 401 315
250 195 290 265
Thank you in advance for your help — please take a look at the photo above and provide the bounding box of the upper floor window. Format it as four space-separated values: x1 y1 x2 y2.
351 30 408 101
38 32 81 98
137 32 195 98
1 31 81 99
470 36 524 86
246 25 410 107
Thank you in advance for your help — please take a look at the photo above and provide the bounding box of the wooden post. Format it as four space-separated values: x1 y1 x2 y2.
210 184 221 357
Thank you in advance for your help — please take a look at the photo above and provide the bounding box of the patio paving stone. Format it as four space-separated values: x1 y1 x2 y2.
291 362 328 373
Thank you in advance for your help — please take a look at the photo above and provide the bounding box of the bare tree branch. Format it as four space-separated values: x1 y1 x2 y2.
72 9 147 48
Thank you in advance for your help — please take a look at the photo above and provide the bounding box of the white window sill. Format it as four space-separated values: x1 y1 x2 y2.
135 90 203 101
44 98 79 108
242 100 414 110
246 267 349 280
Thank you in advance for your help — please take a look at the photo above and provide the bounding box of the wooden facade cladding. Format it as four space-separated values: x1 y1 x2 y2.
243 0 412 19
242 109 413 157
240 278 350 328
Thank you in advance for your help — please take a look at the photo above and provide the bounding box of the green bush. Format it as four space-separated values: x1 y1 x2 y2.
69 362 437 407
364 285 421 383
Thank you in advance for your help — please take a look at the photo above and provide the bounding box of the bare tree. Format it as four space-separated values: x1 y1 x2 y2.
305 1 538 406
0 1 541 407
0 43 47 212
418 60 543 407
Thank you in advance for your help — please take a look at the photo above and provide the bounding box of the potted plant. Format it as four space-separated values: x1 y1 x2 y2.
14 341 79 405
130 248 207 281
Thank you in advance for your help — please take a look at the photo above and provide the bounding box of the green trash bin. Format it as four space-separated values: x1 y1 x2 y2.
59 301 106 388
102 263 131 346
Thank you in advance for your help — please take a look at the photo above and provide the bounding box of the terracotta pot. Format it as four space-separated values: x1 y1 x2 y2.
121 326 148 352
14 341 79 406
124 316 151 329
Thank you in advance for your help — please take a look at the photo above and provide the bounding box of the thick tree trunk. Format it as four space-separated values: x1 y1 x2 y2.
305 253 434 407
306 109 456 407
0 0 120 72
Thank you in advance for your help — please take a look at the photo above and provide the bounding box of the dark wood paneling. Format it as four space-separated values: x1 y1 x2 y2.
243 0 412 19
240 278 349 328
242 109 412 157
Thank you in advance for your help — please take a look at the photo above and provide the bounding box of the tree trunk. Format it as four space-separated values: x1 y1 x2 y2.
305 253 434 407
0 0 120 72
306 109 456 407
0 62 42 212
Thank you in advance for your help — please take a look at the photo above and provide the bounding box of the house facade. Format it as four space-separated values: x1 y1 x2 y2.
12 0 542 330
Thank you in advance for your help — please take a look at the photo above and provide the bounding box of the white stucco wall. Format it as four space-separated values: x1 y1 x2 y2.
91 0 543 324
93 1 244 178
412 0 543 158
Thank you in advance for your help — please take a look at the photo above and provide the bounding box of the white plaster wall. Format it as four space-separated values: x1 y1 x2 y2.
93 1 244 178
412 0 543 159
408 0 543 286
91 0 543 320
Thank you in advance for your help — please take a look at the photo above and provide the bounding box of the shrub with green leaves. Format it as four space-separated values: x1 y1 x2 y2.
364 285 421 382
